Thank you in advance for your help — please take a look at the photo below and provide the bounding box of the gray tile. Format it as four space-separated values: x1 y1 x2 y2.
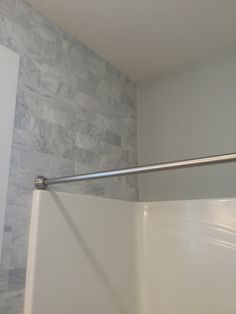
8 148 20 177
4 227 12 233
20 149 51 174
96 114 122 135
57 80 78 103
0 271 8 293
40 103 67 127
9 166 34 190
0 290 24 314
50 156 74 177
75 120 121 147
77 75 96 97
13 111 22 129
64 146 98 164
8 269 26 291
5 204 30 227
10 223 29 270
0 0 16 18
103 130 121 147
122 94 135 108
0 248 12 272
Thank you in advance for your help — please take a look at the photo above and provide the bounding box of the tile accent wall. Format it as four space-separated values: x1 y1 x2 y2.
0 0 138 312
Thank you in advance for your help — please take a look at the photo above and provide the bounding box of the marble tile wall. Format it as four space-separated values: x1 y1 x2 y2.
0 0 138 312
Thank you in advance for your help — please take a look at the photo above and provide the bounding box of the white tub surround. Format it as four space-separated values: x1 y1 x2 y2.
25 191 236 314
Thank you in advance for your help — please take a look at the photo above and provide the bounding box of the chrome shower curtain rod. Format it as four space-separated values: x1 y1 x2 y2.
34 152 236 189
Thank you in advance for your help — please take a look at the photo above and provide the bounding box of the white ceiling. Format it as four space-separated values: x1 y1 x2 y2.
26 0 236 81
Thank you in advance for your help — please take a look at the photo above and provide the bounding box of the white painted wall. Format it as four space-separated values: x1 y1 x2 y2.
25 191 236 314
138 50 236 201
0 45 19 260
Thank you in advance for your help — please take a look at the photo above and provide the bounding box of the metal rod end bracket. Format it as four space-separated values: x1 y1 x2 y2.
34 176 48 190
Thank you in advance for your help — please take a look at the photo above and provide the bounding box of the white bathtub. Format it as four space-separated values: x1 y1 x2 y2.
24 191 236 314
